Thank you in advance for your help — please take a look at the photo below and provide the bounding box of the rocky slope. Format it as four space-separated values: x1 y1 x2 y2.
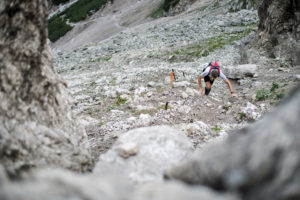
53 0 299 160
1 0 300 199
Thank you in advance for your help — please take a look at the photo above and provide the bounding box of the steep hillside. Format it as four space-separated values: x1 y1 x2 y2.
50 0 164 50
1 0 300 199
53 0 299 159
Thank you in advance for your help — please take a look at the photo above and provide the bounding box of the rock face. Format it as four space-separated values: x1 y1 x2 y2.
229 0 262 12
222 64 257 79
0 0 91 176
165 85 300 200
96 126 193 183
257 0 300 65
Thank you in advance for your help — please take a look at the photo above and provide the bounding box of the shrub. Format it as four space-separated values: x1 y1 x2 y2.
52 0 69 5
48 15 73 42
62 0 109 22
256 89 269 101
270 82 279 92
151 0 180 18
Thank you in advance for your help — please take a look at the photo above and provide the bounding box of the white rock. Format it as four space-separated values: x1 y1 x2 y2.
173 81 191 88
147 81 156 87
178 105 192 114
241 102 261 120
181 92 188 99
222 64 257 79
138 114 152 126
119 142 139 158
185 88 195 96
127 117 137 124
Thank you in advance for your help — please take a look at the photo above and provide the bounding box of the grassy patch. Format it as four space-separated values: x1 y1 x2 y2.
106 105 117 112
90 81 96 87
165 27 254 62
115 96 127 106
255 89 269 101
70 66 75 70
106 96 127 112
222 104 232 111
254 82 286 102
98 121 105 127
103 56 111 61
211 125 221 131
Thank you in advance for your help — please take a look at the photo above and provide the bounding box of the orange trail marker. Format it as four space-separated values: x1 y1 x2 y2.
170 70 175 87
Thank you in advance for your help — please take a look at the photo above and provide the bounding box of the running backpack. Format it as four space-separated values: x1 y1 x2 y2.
207 61 220 75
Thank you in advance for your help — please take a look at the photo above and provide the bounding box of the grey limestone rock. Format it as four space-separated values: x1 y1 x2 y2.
95 126 193 183
165 85 300 200
222 64 257 80
257 0 300 65
0 0 92 176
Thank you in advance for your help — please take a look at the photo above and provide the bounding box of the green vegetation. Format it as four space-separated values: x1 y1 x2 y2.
106 96 127 112
212 125 221 131
254 82 285 102
48 0 111 42
70 66 75 70
98 121 105 127
157 104 171 110
255 89 269 101
90 81 96 87
116 95 127 106
62 0 109 22
165 26 254 62
270 82 279 92
103 56 111 61
106 105 117 112
222 104 232 111
48 15 73 42
132 109 155 116
238 112 247 121
52 0 69 5
151 0 180 19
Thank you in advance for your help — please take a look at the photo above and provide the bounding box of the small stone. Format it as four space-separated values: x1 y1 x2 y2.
119 142 138 158
181 92 188 99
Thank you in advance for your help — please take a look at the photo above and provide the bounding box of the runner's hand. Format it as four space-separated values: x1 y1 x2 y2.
231 93 237 98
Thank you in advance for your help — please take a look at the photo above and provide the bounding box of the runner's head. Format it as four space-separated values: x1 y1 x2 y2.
211 70 219 79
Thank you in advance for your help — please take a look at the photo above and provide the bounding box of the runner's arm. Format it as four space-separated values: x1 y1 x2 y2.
224 79 237 97
198 75 204 94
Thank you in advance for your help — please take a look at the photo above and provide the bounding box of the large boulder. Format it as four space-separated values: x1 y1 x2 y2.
0 164 239 200
95 126 193 183
0 0 91 176
0 166 133 200
257 0 300 65
222 64 257 80
165 84 300 200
